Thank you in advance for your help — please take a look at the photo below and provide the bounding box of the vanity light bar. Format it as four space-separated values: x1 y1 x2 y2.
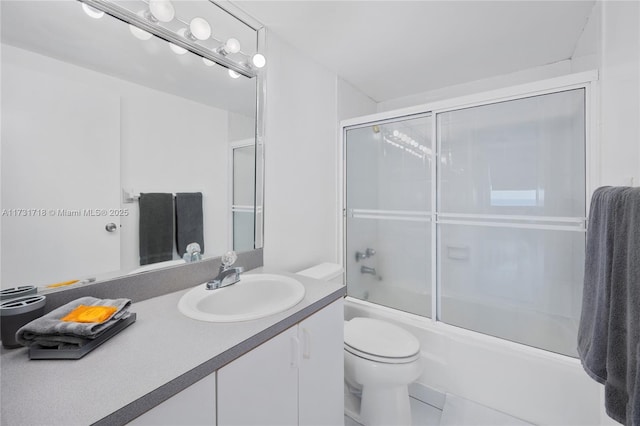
78 0 257 79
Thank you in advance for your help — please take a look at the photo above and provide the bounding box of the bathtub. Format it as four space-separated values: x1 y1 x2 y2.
344 296 614 426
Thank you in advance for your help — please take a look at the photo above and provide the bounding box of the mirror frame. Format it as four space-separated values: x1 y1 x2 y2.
213 0 266 253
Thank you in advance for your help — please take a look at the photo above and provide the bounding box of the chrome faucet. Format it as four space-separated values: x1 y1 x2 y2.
361 266 377 275
206 266 244 290
206 251 244 290
361 265 383 281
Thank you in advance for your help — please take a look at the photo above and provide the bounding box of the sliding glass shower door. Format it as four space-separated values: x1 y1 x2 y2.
344 87 587 357
345 115 433 317
437 90 586 356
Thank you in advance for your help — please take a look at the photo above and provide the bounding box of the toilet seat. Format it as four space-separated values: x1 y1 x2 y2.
344 317 420 364
344 344 420 363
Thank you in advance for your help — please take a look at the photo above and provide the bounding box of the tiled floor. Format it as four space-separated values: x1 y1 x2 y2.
344 397 442 426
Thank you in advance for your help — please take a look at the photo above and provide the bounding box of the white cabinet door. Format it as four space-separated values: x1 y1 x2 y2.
217 327 299 426
298 299 345 426
129 373 216 425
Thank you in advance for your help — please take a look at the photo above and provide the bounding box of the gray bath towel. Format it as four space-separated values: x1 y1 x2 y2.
139 193 174 265
16 296 131 349
175 192 204 256
578 186 640 425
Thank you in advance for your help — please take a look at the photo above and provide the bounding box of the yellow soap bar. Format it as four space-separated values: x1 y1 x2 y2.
61 305 117 323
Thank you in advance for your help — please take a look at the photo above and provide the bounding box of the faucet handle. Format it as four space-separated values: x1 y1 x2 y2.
186 242 201 254
183 242 202 263
221 250 238 268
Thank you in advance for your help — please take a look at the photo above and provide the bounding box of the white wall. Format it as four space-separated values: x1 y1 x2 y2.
338 78 377 121
597 0 640 186
262 32 375 272
571 2 599 73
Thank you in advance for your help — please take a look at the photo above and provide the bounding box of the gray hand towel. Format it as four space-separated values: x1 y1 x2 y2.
139 193 174 265
578 186 640 425
16 296 131 348
175 192 204 256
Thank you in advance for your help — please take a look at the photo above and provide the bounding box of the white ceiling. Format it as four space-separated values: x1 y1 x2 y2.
235 0 596 102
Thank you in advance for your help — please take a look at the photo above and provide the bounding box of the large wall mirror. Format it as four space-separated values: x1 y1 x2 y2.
0 0 265 290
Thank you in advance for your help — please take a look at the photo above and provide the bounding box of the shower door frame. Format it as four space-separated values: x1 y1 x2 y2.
339 70 599 331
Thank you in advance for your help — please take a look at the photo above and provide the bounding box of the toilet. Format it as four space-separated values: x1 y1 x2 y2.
296 263 423 426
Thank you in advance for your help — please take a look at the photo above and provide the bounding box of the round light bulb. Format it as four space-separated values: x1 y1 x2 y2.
393 130 399 137
228 69 241 79
225 38 241 54
189 17 211 40
251 53 266 68
82 3 104 19
129 11 152 40
202 58 215 67
169 29 188 55
149 0 175 22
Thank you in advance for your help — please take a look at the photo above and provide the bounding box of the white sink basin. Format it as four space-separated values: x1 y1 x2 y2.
178 273 306 322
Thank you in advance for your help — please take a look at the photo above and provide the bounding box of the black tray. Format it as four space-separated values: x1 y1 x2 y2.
28 313 137 360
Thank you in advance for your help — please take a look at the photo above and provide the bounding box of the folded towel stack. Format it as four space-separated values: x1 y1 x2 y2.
16 296 132 349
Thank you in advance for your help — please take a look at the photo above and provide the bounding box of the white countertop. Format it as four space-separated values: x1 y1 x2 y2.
0 269 345 425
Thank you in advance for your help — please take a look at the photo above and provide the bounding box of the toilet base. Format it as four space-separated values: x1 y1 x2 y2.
344 383 362 423
360 384 412 426
344 381 413 426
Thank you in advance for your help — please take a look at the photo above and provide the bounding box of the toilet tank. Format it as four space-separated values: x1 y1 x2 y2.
297 263 344 284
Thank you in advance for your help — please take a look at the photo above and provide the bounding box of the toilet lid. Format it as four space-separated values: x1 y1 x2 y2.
344 318 420 361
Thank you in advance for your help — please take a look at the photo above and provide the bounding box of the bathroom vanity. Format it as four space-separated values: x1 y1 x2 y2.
0 270 345 425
